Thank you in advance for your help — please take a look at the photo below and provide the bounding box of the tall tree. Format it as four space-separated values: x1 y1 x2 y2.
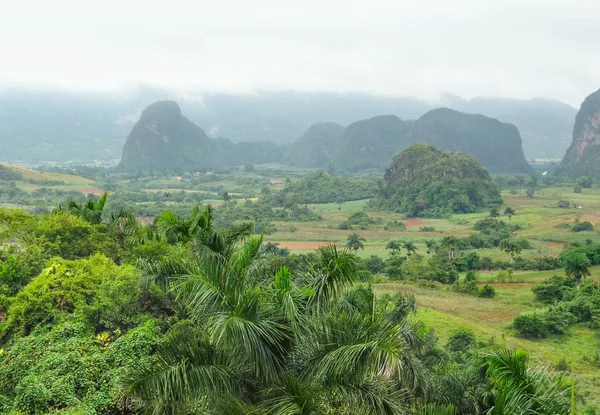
441 236 460 260
503 207 516 221
559 250 591 289
346 232 366 252
489 206 500 218
402 240 418 256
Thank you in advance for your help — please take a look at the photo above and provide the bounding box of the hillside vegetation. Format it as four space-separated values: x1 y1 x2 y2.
284 122 344 168
371 144 502 216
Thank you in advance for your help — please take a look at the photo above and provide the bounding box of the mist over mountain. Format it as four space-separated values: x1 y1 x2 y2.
0 88 576 163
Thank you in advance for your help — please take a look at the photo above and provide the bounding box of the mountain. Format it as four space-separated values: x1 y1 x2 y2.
449 96 577 160
409 108 531 173
560 88 600 177
215 137 285 166
284 122 344 168
371 143 502 216
332 109 531 173
0 88 577 163
118 101 222 172
334 115 413 171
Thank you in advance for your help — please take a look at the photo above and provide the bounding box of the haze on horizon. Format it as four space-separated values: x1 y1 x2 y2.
1 0 600 106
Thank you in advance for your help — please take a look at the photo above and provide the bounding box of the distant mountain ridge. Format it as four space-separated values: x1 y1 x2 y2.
0 89 576 163
120 101 531 173
290 109 531 174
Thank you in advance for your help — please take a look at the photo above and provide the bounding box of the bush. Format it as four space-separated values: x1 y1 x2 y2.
479 284 496 298
514 310 549 338
532 276 575 303
545 305 575 335
338 211 375 230
384 220 406 231
572 220 594 232
419 226 436 232
574 186 583 194
446 328 477 355
557 200 570 209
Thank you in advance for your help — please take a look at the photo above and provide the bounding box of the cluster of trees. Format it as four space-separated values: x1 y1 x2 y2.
0 195 575 414
280 171 377 204
513 245 600 339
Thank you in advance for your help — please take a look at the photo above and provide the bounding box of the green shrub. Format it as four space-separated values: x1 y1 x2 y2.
384 220 406 231
572 220 594 232
532 276 575 303
545 305 575 335
479 284 496 298
446 328 477 355
4 255 140 337
514 310 549 338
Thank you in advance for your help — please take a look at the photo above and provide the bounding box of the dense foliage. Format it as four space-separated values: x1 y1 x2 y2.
371 144 502 216
281 171 377 203
0 197 573 414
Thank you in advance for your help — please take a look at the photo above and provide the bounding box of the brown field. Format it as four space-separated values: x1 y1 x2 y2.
404 218 426 227
547 241 564 247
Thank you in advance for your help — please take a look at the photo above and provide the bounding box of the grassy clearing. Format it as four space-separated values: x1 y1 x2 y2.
373 282 600 400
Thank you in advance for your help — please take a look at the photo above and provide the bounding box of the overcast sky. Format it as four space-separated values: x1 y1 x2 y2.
1 0 599 106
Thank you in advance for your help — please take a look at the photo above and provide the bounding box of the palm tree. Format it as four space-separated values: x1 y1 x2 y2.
126 231 437 414
346 232 366 252
489 206 500 218
386 239 402 254
54 192 107 224
503 207 516 221
560 250 591 289
402 240 418 256
441 236 460 261
425 239 437 256
483 349 570 414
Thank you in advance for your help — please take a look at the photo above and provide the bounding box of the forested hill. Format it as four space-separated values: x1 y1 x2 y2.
560 88 600 177
333 115 413 171
118 101 283 171
371 143 502 216
409 108 531 173
284 122 344 168
118 101 222 172
305 109 531 173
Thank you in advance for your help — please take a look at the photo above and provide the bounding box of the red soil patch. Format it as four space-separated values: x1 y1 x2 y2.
271 241 334 250
582 214 600 223
404 219 426 227
547 242 564 247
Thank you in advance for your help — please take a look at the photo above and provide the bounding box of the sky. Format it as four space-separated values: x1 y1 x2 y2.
1 0 600 106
